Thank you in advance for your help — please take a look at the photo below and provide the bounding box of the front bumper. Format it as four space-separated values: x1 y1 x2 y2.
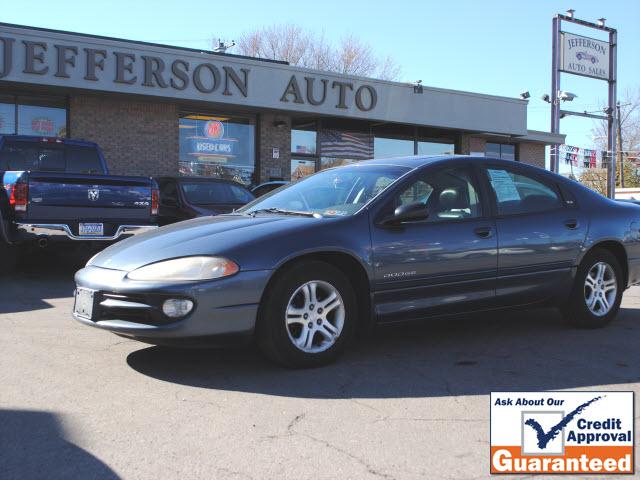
72 265 272 342
16 223 157 241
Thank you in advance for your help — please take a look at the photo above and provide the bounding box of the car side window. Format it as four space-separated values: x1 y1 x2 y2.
486 167 562 216
228 184 254 203
394 166 482 222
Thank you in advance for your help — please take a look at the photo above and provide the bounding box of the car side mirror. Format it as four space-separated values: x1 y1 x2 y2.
379 202 429 226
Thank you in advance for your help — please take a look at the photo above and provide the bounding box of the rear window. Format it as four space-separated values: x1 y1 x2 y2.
65 146 103 174
181 182 254 205
0 140 103 173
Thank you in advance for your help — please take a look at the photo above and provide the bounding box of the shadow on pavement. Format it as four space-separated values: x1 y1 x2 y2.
0 249 89 314
127 305 640 399
0 409 119 480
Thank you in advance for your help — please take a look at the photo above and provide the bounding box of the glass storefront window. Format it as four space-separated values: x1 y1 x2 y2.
291 129 317 155
374 137 414 158
418 141 455 155
486 142 516 160
179 114 255 185
291 158 316 180
320 157 357 170
500 144 516 160
17 104 67 137
0 103 15 134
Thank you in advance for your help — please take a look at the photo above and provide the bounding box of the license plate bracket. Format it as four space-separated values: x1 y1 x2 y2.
79 223 104 236
74 288 96 320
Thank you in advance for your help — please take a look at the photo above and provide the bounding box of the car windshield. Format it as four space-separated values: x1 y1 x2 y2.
238 164 411 217
181 182 254 205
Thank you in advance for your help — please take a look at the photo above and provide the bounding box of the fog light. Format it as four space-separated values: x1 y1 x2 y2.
162 299 194 318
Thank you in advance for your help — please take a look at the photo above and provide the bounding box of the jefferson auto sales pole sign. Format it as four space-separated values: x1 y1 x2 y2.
560 32 610 80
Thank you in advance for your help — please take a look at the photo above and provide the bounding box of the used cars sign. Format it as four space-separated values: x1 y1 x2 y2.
560 32 610 80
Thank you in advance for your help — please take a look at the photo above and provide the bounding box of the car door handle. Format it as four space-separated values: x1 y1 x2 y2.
564 219 579 229
474 227 493 238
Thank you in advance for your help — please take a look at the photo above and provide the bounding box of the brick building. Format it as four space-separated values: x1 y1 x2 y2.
0 22 564 185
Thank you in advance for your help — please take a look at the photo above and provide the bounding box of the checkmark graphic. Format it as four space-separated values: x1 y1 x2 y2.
524 396 603 449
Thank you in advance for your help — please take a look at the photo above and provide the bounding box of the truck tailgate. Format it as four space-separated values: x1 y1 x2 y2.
26 173 154 222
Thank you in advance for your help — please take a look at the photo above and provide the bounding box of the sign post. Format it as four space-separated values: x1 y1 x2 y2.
550 13 617 198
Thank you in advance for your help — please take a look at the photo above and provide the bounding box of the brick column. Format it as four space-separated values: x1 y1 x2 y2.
69 95 179 176
258 113 291 182
518 142 546 168
459 134 486 155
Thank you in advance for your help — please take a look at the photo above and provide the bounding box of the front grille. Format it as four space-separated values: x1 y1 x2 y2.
95 292 184 326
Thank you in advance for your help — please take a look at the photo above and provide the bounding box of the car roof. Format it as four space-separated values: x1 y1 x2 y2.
354 155 530 170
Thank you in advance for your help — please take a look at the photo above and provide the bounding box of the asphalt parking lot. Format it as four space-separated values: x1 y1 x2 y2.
1 252 639 480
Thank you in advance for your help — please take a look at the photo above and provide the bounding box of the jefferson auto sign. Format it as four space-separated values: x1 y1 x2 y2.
560 32 610 81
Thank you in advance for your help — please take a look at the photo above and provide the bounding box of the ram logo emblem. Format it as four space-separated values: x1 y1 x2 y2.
88 189 99 201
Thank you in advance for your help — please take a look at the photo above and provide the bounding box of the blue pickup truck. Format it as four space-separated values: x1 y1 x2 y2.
0 135 158 269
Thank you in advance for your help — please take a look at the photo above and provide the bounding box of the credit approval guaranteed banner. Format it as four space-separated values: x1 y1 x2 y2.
490 391 634 474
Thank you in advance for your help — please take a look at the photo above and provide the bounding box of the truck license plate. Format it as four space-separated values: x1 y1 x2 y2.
74 288 95 320
79 223 104 236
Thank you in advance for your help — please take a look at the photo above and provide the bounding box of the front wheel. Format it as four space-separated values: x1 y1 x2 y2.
563 249 623 328
257 261 357 368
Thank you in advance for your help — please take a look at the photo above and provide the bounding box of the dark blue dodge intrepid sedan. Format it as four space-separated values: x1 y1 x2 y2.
73 156 640 367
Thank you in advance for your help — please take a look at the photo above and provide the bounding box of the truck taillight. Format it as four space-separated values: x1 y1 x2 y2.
151 188 159 215
9 183 28 212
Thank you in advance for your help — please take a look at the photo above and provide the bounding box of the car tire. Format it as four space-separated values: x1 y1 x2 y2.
256 260 358 368
563 249 623 328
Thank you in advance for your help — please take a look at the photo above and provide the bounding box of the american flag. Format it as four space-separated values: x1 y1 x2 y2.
319 130 373 160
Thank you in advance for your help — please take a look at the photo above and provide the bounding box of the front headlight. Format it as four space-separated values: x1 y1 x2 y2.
126 256 239 281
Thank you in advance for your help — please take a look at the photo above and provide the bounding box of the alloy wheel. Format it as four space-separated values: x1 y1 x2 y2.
584 261 617 317
285 280 345 353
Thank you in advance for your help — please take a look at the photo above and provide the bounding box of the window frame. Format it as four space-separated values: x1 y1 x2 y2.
485 142 517 161
373 161 490 226
478 163 567 218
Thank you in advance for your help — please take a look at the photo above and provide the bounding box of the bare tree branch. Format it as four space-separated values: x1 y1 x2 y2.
229 23 401 80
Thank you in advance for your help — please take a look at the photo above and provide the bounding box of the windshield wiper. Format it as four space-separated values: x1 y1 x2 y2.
248 207 322 218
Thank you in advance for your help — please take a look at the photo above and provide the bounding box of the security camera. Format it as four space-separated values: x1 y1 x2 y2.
520 91 530 100
558 91 577 101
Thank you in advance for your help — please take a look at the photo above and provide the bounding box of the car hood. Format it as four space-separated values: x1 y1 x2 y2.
90 214 314 272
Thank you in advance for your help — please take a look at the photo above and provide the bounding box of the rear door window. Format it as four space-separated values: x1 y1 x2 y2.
486 167 562 215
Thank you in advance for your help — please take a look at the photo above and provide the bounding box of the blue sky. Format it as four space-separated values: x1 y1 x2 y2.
4 0 639 154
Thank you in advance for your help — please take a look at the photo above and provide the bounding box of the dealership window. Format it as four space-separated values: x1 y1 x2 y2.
291 129 317 155
418 141 455 156
319 129 373 170
0 95 67 137
291 158 316 181
179 113 255 185
290 121 318 180
374 137 414 158
486 142 516 161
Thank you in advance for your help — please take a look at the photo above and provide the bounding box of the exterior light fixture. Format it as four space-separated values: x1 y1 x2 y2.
541 94 551 103
273 120 287 128
597 18 606 27
519 91 531 100
566 9 575 18
558 91 577 102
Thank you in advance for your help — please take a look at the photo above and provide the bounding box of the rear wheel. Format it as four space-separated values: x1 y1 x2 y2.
563 249 623 328
257 261 357 368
